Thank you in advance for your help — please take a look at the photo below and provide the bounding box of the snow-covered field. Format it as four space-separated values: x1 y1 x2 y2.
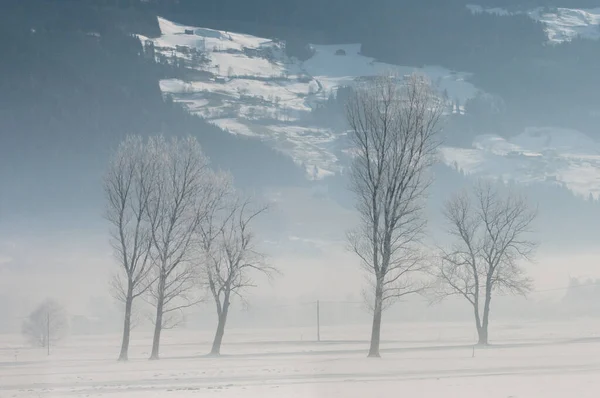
3 320 600 397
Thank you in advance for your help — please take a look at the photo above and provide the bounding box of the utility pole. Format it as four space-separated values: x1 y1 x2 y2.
316 300 320 342
47 311 50 356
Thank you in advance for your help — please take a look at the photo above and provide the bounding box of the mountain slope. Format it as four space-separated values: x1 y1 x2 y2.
147 17 477 179
468 4 600 42
149 16 600 200
0 4 305 225
442 128 600 198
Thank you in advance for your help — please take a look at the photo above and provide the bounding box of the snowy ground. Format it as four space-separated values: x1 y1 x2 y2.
3 320 600 397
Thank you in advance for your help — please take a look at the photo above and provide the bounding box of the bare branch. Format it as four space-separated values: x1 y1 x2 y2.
433 179 537 344
196 194 274 355
138 135 227 359
104 135 158 360
346 73 443 356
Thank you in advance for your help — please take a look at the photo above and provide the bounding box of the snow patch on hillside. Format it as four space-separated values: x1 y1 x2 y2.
145 17 477 180
211 118 257 137
156 17 268 51
466 5 511 16
147 17 600 197
529 7 600 42
304 44 476 102
467 4 600 42
441 128 600 198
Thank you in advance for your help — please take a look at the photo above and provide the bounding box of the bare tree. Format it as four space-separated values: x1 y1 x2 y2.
346 73 442 357
105 135 157 361
146 136 223 360
145 259 203 332
434 181 537 345
199 198 273 356
22 299 68 354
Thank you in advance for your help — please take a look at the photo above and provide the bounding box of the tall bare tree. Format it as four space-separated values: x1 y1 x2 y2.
434 181 537 345
105 135 157 361
146 136 223 360
146 174 233 331
199 198 273 356
346 73 442 357
146 261 200 331
22 299 68 354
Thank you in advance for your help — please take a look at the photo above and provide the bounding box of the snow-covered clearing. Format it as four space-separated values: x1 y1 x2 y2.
146 17 476 179
303 44 476 103
441 127 600 198
210 118 257 137
529 7 600 42
3 320 600 397
467 4 600 42
155 18 269 52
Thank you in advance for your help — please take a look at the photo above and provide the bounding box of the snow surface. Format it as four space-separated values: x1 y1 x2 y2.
441 127 600 198
148 17 477 180
467 4 600 42
304 44 476 102
156 17 269 51
4 320 600 397
530 7 600 42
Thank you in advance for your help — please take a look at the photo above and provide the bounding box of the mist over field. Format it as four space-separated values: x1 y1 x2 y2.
2 0 600 396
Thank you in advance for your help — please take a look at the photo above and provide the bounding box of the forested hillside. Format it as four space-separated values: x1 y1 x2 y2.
148 0 600 137
0 0 305 221
2 0 600 220
7 0 600 140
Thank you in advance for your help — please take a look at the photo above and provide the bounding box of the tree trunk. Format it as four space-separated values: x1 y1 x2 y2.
149 275 165 360
210 294 230 356
118 285 134 361
477 324 488 345
368 280 383 358
478 290 492 346
472 299 484 346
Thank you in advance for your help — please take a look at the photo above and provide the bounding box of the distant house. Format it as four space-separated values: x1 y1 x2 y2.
184 29 194 35
335 49 347 56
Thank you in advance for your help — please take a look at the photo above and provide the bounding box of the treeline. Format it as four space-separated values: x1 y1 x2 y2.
0 0 304 220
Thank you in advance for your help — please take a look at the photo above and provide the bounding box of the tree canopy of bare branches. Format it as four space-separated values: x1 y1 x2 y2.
434 181 537 345
198 197 274 356
22 299 68 354
105 135 157 361
146 136 226 360
144 169 230 335
346 73 443 357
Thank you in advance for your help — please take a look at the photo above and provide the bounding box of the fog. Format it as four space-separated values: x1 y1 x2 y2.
3 0 600 397
3 189 599 333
